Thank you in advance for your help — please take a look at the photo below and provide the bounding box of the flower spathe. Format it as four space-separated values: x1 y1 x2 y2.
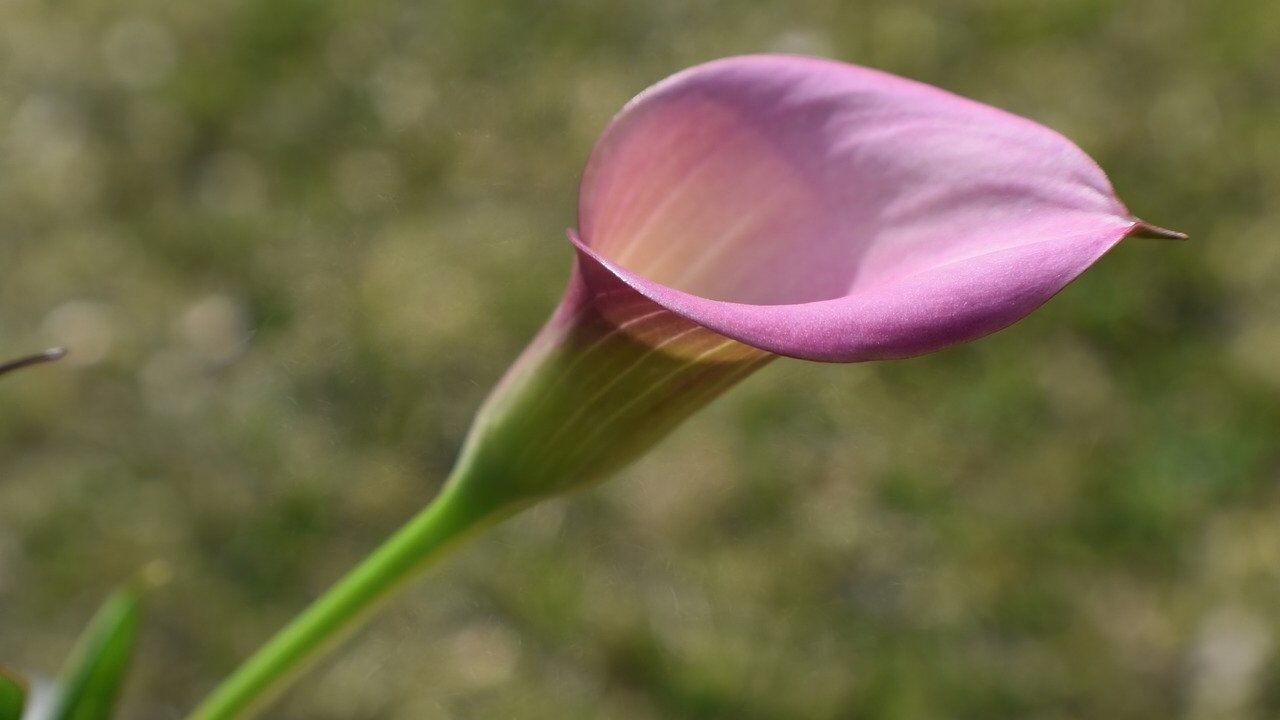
449 53 1179 510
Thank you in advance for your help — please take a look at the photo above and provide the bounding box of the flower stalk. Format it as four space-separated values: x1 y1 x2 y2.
186 468 509 720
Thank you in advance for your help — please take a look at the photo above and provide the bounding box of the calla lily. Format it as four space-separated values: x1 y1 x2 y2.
453 53 1181 506
189 55 1180 720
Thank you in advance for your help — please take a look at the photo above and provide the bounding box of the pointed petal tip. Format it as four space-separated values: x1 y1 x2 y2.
1128 221 1188 241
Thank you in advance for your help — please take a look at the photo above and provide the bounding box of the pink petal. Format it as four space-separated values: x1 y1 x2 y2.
576 54 1148 361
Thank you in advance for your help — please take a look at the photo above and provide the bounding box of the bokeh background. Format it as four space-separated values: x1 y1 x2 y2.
2 0 1278 718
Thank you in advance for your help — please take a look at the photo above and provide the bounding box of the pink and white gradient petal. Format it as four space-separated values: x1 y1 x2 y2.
575 54 1152 360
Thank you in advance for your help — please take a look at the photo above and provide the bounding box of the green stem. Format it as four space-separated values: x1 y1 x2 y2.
186 471 505 720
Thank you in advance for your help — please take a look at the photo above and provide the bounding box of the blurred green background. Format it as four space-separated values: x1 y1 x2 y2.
1 0 1278 718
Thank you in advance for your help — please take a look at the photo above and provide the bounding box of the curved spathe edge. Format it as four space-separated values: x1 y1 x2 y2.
569 221 1144 363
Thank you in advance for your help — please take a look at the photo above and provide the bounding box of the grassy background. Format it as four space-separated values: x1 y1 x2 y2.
2 0 1278 718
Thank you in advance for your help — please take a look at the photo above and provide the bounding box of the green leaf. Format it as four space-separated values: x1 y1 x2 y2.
0 667 27 720
54 589 141 720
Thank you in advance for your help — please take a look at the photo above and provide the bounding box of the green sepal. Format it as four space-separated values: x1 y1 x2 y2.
53 589 141 720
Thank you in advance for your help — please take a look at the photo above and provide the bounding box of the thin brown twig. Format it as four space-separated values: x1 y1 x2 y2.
0 348 68 378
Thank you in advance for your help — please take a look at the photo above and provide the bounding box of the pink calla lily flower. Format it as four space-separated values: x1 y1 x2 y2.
187 56 1185 719
454 54 1180 505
